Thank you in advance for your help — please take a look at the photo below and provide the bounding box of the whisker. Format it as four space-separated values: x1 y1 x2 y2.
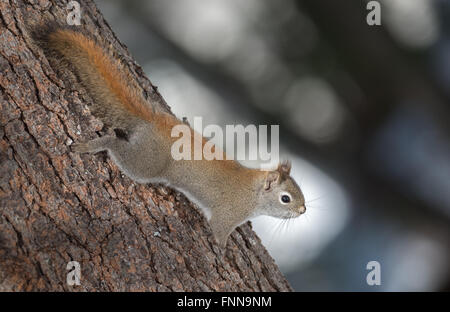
303 210 311 223
306 195 325 204
305 203 331 212
286 216 293 232
283 218 288 234
268 218 285 245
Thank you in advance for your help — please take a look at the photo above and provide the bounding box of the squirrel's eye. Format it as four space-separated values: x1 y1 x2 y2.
281 195 290 203
280 193 291 204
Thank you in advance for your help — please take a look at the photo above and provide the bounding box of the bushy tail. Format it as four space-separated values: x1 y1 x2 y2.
33 24 154 129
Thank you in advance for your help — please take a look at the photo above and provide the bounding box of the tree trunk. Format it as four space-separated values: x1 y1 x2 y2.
0 0 291 291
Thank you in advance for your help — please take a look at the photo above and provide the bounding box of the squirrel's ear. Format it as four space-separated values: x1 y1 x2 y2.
278 160 291 175
264 171 280 191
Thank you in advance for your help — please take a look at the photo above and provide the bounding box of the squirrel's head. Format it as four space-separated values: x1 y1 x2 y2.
258 161 306 219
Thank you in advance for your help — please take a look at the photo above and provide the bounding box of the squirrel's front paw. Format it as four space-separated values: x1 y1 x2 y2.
71 142 90 153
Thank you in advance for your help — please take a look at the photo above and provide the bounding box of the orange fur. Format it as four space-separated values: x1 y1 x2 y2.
50 30 154 121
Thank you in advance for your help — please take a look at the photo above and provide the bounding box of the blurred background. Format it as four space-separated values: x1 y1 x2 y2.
95 0 450 291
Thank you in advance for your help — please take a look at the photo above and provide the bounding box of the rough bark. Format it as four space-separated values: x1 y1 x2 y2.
0 0 291 291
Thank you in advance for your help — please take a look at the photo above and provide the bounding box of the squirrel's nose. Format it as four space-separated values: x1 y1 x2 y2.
299 205 306 214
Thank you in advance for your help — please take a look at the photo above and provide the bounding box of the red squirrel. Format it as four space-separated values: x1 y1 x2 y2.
34 26 306 248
